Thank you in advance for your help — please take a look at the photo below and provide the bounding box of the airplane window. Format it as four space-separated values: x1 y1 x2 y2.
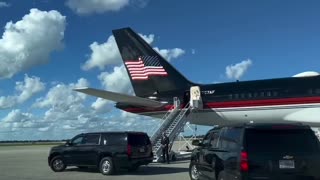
267 92 271 97
241 93 245 99
260 92 265 97
273 91 278 96
316 89 320 94
248 93 252 98
253 92 258 97
234 94 239 99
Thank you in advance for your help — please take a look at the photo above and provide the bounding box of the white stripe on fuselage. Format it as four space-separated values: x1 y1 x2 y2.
138 103 320 127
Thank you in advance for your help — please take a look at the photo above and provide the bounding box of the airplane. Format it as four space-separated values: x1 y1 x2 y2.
75 27 320 127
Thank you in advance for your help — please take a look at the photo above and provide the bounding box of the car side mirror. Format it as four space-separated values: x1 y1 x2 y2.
192 139 202 146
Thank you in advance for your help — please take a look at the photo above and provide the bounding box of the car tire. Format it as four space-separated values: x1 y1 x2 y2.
50 156 66 172
99 157 114 175
189 161 200 180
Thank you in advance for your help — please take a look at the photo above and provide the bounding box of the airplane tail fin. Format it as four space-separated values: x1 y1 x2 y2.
112 27 193 97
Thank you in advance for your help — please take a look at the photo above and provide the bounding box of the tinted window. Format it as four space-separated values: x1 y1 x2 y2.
102 133 126 145
210 131 221 148
71 136 84 145
221 128 242 150
245 129 320 154
128 133 150 146
83 134 100 145
202 132 212 146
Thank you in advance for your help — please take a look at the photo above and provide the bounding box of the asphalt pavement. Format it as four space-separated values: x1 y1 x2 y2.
0 145 190 180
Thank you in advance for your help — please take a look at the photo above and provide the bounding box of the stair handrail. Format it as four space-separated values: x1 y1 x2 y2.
153 103 191 156
150 105 179 142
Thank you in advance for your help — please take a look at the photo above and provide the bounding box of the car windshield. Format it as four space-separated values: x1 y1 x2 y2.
245 129 320 154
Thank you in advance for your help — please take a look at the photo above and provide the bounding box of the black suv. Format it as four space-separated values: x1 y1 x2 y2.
48 131 153 175
189 123 320 180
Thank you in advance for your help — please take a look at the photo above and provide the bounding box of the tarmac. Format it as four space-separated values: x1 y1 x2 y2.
0 145 190 180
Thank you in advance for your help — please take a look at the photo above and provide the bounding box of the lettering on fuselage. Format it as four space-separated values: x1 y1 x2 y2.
201 90 215 95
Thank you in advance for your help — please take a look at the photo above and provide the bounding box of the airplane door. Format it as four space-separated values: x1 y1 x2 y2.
190 86 202 109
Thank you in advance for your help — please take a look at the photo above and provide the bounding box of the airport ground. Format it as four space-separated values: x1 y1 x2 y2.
0 142 191 180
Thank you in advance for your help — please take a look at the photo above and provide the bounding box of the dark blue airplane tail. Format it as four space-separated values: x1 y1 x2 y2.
112 27 193 97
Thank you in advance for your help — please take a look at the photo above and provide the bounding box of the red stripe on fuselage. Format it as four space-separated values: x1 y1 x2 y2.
122 96 320 113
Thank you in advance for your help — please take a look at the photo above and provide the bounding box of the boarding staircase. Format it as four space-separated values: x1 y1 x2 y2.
150 100 192 162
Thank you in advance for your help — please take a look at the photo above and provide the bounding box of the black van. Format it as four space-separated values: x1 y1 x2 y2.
189 123 320 180
48 131 153 175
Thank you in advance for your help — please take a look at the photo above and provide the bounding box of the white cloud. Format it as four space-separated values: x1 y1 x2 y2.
82 33 185 71
16 74 45 103
81 36 121 70
33 78 89 110
0 74 45 109
66 0 130 15
0 109 47 133
0 8 66 79
191 49 196 55
139 33 154 44
91 98 112 114
0 1 10 7
225 59 252 80
98 65 133 94
0 77 161 140
154 47 185 62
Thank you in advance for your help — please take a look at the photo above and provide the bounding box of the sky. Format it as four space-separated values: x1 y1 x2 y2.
0 0 320 140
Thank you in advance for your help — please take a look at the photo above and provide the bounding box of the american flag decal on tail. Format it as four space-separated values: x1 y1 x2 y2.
125 56 168 80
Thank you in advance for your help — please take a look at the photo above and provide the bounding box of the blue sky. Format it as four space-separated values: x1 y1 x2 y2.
0 0 320 140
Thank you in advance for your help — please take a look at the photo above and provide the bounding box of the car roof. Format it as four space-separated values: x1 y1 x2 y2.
208 122 310 132
82 131 148 135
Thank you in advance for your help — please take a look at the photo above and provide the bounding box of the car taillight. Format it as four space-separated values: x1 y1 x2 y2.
240 151 249 172
127 144 132 157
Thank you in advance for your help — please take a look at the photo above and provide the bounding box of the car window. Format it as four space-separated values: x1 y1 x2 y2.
202 132 212 147
102 133 127 145
83 134 100 145
71 136 84 145
128 133 150 146
221 128 242 151
210 131 221 148
245 129 320 154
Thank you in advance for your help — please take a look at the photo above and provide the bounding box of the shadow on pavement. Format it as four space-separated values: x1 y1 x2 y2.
65 163 189 175
128 166 189 175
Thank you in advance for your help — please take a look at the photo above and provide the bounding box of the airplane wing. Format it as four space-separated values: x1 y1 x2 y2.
74 87 165 108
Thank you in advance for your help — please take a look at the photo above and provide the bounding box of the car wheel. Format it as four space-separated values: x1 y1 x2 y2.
99 157 114 175
50 156 66 172
189 161 200 180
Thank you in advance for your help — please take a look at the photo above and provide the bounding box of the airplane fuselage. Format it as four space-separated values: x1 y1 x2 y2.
117 75 320 127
